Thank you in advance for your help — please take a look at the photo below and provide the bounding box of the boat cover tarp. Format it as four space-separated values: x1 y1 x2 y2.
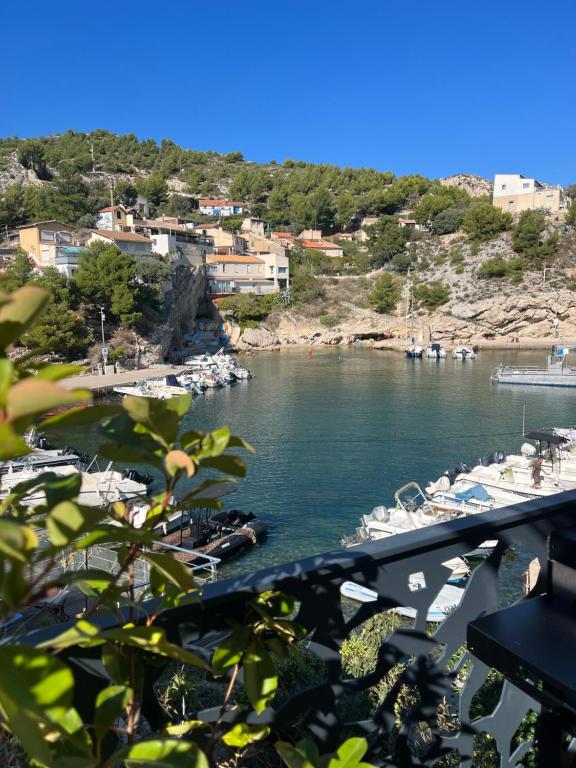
453 484 492 502
524 430 568 445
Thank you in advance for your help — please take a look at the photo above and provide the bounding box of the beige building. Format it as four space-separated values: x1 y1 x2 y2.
356 216 379 242
18 220 76 268
242 232 290 290
88 229 154 256
206 254 279 296
492 174 569 215
96 205 129 231
301 239 344 258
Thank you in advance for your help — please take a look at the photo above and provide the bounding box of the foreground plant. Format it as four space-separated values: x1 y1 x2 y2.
0 286 373 768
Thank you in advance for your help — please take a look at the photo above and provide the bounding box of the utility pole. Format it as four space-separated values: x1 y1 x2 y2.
110 181 115 231
90 142 95 173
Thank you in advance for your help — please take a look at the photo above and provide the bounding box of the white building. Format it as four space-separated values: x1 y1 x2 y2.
206 254 277 295
198 199 245 217
492 174 569 215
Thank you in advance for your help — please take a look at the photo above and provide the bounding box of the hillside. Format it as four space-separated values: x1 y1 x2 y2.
1 130 575 355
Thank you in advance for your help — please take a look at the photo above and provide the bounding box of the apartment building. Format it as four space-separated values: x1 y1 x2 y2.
18 220 77 268
493 174 569 215
206 254 278 296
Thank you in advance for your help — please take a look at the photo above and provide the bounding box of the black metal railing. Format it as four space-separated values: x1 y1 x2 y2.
27 491 576 766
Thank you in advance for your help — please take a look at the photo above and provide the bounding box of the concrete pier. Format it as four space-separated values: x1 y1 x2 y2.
62 365 190 396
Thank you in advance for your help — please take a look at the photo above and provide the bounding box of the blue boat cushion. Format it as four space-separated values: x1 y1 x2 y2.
453 484 492 502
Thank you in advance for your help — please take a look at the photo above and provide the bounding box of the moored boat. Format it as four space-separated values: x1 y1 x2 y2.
426 342 447 359
452 345 477 360
492 345 576 387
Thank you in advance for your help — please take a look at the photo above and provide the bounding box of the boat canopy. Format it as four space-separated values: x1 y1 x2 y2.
453 484 492 502
431 343 442 351
524 430 568 445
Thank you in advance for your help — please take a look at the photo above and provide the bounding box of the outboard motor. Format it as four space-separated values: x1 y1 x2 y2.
454 462 471 475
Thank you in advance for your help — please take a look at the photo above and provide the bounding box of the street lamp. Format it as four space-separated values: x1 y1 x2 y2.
99 307 108 372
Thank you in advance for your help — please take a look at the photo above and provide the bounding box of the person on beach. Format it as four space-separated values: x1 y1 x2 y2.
531 456 544 489
552 316 560 337
307 348 313 359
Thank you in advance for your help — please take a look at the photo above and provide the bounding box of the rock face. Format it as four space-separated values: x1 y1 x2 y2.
237 327 280 349
0 152 46 194
439 173 493 198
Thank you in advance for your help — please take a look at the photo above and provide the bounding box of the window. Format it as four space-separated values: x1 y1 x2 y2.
269 265 274 274
222 264 226 273
508 200 516 212
522 183 530 189
247 265 252 273
40 230 56 243
501 184 506 191
116 210 122 219
207 265 218 274
278 266 287 273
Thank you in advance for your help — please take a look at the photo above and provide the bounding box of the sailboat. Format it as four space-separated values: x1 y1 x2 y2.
404 277 423 358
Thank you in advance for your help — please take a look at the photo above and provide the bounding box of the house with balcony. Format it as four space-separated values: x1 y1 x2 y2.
242 232 290 291
18 220 77 269
87 229 154 257
493 174 570 216
126 217 213 265
54 246 89 278
198 199 245 217
206 254 280 296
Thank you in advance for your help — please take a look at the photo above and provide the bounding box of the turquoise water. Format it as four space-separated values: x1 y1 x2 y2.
60 347 576 577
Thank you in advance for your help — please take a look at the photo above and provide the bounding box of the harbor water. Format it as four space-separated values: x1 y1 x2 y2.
58 347 576 579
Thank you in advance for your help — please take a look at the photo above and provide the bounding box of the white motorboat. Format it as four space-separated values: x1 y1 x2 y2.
452 346 477 360
340 579 464 623
426 343 447 359
405 344 423 358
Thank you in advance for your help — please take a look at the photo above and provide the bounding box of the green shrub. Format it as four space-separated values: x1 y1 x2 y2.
455 265 464 275
413 281 450 308
433 255 447 266
476 255 525 280
449 250 464 265
218 293 277 322
319 314 341 328
463 203 512 241
369 273 401 313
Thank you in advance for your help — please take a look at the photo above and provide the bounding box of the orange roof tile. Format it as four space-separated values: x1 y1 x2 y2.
302 239 342 249
207 254 264 264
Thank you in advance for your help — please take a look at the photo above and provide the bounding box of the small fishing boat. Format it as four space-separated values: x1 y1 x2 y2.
492 346 576 387
452 346 477 360
405 344 423 359
426 342 447 359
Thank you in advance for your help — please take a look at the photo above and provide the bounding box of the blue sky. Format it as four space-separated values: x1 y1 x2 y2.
2 0 575 183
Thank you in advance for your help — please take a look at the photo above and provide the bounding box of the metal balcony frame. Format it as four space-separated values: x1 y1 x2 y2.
24 491 576 766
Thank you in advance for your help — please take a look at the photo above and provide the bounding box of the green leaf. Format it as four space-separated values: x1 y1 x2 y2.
228 434 256 453
46 501 91 546
0 519 37 563
100 626 209 669
6 378 91 430
120 739 208 767
0 646 74 724
122 395 190 446
223 722 271 748
197 426 231 458
243 637 277 713
0 694 54 767
0 285 52 351
73 526 153 549
326 738 370 768
276 741 315 768
0 423 29 460
40 403 121 429
211 626 249 674
139 551 197 594
95 684 131 743
200 455 247 477
37 620 103 651
0 358 14 405
164 720 208 737
36 363 83 381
